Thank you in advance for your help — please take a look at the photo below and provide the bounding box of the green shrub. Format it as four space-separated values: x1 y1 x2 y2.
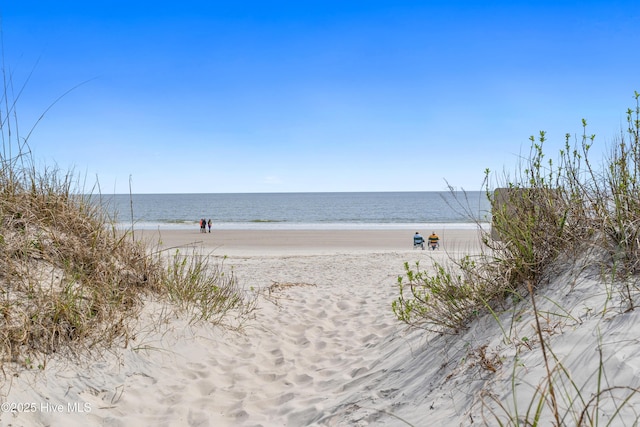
394 91 640 425
394 91 640 330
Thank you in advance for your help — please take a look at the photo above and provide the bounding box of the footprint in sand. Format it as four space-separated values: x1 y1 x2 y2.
277 392 295 405
295 336 311 347
314 340 328 350
359 333 379 347
187 409 210 426
336 300 352 310
194 379 216 396
292 373 314 385
256 371 287 382
183 362 211 380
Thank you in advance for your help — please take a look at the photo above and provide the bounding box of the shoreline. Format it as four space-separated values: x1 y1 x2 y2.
118 221 490 231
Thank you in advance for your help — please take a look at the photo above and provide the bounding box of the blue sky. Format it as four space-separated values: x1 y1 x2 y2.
1 1 638 193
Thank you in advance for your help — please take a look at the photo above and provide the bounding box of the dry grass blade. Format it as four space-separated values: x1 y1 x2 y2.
0 57 257 372
395 91 640 425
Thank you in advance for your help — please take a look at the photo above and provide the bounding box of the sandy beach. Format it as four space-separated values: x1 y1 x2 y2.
2 227 640 426
145 227 484 256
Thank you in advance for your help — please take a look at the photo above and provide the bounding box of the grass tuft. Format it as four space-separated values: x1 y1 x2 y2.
394 91 640 424
0 56 256 372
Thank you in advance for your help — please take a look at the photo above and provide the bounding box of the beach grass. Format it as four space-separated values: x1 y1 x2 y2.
394 91 640 424
0 65 256 373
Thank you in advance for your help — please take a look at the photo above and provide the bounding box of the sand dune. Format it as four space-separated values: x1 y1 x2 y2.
3 228 640 426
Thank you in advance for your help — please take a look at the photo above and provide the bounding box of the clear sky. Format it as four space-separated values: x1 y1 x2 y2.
1 1 638 193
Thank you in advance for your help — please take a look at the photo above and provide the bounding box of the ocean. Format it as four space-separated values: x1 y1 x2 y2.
99 192 491 230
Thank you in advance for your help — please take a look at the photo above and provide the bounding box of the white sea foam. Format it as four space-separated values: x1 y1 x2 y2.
115 221 490 231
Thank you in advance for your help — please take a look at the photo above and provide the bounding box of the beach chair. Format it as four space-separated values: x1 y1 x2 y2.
413 236 425 250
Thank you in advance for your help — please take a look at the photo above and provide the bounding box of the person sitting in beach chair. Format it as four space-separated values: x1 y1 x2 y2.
413 232 425 250
428 232 440 250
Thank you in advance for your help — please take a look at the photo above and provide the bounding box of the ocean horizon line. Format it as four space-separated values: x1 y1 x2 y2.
101 190 485 196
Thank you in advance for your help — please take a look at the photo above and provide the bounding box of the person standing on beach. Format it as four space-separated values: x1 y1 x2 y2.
207 219 212 233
